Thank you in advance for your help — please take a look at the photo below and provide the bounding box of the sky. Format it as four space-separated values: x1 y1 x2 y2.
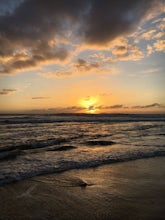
0 0 165 114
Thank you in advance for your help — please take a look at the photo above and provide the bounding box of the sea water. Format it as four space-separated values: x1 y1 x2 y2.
0 114 165 185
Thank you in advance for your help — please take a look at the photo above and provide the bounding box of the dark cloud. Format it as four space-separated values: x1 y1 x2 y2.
0 0 160 74
65 106 85 111
46 104 126 113
47 106 85 113
0 0 24 16
0 0 84 74
73 58 99 72
0 0 87 42
132 103 163 108
0 47 68 74
88 105 95 111
84 0 158 44
0 88 17 95
103 105 124 109
112 43 144 61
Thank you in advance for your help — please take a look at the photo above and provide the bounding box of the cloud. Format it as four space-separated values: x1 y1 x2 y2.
0 0 87 74
157 18 165 31
89 53 105 59
42 71 73 78
0 0 162 75
102 105 124 109
42 58 116 78
83 0 159 45
154 40 165 52
132 103 163 109
141 68 160 74
75 103 165 111
143 1 165 21
47 106 85 113
73 58 116 74
73 58 99 72
52 104 128 112
147 45 154 55
93 103 164 110
153 32 165 39
31 97 51 100
0 46 69 75
0 88 18 95
112 43 144 61
140 29 156 40
36 104 126 113
10 102 164 114
112 46 127 56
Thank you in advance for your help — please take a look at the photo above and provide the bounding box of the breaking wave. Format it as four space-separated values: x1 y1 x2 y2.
0 114 165 185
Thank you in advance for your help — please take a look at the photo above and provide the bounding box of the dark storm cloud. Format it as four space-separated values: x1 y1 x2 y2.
0 0 24 16
0 0 88 44
0 0 87 74
84 0 160 44
0 0 160 74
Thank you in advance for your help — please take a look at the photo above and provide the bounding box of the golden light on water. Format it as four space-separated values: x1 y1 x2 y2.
79 96 99 113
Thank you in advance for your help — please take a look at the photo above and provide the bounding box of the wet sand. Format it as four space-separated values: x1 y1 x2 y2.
0 157 165 220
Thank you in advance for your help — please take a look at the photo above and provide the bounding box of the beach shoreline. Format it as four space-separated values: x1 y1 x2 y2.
0 157 165 220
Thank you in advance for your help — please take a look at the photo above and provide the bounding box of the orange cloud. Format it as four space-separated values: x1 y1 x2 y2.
147 45 154 55
140 29 156 40
0 47 69 75
112 44 144 61
154 40 165 51
153 32 165 39
42 58 116 78
157 18 165 31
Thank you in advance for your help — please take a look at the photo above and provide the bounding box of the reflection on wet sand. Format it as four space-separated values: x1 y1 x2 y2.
0 157 165 220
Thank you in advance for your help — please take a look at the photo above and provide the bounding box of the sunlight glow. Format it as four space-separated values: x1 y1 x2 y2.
79 96 99 113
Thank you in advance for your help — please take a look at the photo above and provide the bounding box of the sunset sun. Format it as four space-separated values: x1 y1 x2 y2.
79 96 99 113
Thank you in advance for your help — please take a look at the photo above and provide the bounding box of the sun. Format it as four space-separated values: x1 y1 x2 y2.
79 96 99 113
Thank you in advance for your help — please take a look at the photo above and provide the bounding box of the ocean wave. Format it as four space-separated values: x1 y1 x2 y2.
0 149 21 160
0 116 165 186
0 114 165 124
47 145 76 151
84 140 116 146
0 138 68 153
0 147 165 186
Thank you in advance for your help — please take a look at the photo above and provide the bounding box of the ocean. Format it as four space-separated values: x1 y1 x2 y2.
0 114 165 186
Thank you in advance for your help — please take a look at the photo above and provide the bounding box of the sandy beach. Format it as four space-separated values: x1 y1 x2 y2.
0 157 165 220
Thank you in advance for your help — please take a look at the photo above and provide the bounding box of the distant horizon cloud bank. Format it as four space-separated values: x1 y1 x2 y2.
0 103 165 114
